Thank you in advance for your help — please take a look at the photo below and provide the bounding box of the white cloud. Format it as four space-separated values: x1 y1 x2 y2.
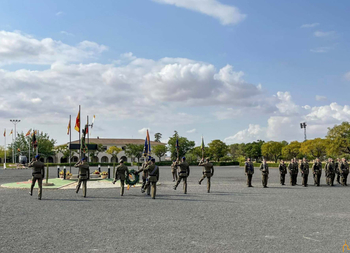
186 128 196 133
152 0 246 25
301 23 319 28
314 31 335 37
275 91 300 115
0 31 107 65
344 72 350 81
315 95 327 101
60 31 74 36
310 47 331 53
31 98 42 104
138 128 150 135
56 11 64 16
224 124 265 144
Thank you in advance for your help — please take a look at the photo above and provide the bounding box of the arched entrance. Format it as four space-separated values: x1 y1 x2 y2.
111 157 118 163
120 156 127 162
101 156 109 163
72 156 79 163
47 157 54 163
60 157 68 163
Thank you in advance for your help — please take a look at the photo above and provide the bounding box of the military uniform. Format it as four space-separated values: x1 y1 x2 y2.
171 161 178 182
174 160 190 194
339 161 349 186
278 162 287 185
244 161 254 187
198 159 214 193
312 161 322 186
293 161 299 185
299 161 309 187
335 160 341 184
288 162 295 186
324 161 335 186
138 161 150 194
76 161 90 197
29 160 45 200
114 163 130 196
259 162 269 188
143 163 159 199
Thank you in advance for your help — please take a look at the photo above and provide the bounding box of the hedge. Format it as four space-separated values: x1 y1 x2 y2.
239 162 320 168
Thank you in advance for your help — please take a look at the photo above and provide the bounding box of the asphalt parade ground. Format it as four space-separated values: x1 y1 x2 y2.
1 166 349 253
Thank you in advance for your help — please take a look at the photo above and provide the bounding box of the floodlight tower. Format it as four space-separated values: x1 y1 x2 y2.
300 122 307 142
10 119 20 163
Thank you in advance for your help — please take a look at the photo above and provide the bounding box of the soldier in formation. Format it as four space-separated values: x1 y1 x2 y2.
244 158 254 187
312 158 322 186
29 155 45 200
142 158 159 199
288 159 296 186
278 160 287 185
293 158 299 185
138 158 151 194
259 159 269 188
339 158 349 186
173 157 190 194
75 157 90 197
299 158 309 187
324 158 335 186
335 158 341 184
113 160 130 196
198 157 214 193
171 160 178 182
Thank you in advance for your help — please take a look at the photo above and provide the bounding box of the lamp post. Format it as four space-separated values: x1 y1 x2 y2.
300 122 307 141
10 119 20 163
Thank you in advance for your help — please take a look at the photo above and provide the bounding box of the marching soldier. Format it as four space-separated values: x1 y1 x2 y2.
174 157 190 194
299 158 309 187
142 158 159 199
335 158 341 184
293 158 299 185
113 160 130 196
312 158 322 186
324 158 335 186
29 155 45 200
244 158 254 187
259 159 269 188
278 160 287 185
288 159 295 186
339 158 349 186
198 157 214 193
138 158 151 194
75 157 90 197
171 160 178 182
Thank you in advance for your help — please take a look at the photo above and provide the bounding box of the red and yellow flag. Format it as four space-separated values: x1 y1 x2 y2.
74 111 80 132
9 129 13 136
3 129 5 137
25 129 31 136
67 119 71 135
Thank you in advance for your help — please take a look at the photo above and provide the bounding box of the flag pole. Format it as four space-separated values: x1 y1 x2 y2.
36 130 38 156
11 130 13 164
69 115 72 173
4 129 6 169
79 105 81 159
87 115 89 163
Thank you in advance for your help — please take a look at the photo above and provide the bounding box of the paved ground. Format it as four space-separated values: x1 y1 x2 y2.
0 166 349 253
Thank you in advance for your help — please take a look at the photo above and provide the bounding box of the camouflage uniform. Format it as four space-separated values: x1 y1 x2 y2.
198 159 214 193
143 162 159 199
335 160 341 184
174 160 190 194
76 161 90 197
324 161 335 186
293 161 299 185
114 163 130 196
299 161 309 187
29 160 45 200
244 161 254 187
171 161 178 182
288 162 295 186
138 161 150 194
312 161 322 186
339 161 349 186
278 162 287 185
259 162 269 188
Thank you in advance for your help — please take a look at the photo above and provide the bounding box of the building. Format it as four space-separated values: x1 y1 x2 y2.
55 138 167 164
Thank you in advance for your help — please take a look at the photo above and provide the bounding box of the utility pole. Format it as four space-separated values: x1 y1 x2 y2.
10 119 20 163
300 122 307 141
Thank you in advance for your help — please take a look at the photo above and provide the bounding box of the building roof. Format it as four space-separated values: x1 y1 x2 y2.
68 138 166 146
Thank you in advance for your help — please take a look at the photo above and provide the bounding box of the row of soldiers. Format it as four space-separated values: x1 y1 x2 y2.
244 157 349 188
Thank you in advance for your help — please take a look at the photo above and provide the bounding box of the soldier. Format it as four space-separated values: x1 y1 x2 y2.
198 157 214 193
278 160 287 185
312 158 322 186
173 157 190 194
293 158 299 185
171 160 178 182
335 158 341 184
142 158 159 199
113 160 130 196
244 158 254 187
75 157 90 197
299 158 309 187
287 159 295 186
259 159 269 188
137 158 151 194
339 158 349 186
324 158 335 186
29 155 45 200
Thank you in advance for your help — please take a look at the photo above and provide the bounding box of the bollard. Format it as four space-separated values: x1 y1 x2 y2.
113 164 116 179
57 166 60 178
46 164 49 184
98 164 101 172
108 166 111 179
63 166 66 180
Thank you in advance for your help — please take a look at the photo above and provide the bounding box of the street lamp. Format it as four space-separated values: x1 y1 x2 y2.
10 119 20 163
300 122 307 141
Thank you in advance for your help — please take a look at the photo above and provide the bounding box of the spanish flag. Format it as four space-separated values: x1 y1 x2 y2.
25 129 31 136
9 129 13 136
67 119 71 135
74 111 80 132
3 129 5 137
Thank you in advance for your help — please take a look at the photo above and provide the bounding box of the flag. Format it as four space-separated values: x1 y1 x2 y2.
143 137 148 157
201 136 205 151
67 119 71 135
91 115 95 128
147 129 151 156
176 137 179 152
25 129 31 136
32 130 37 148
17 148 21 152
3 129 5 137
85 124 88 134
9 129 13 136
74 111 80 132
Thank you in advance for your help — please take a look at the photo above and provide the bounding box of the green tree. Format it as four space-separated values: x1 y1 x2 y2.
300 138 327 160
154 133 162 142
168 131 195 160
228 143 246 160
106 146 122 163
152 145 168 161
189 146 210 160
326 122 350 156
89 143 104 160
282 141 301 160
261 141 284 163
208 140 228 162
244 140 264 161
125 144 144 163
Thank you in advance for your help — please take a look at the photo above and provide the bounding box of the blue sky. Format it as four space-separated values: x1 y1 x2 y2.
0 0 349 146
